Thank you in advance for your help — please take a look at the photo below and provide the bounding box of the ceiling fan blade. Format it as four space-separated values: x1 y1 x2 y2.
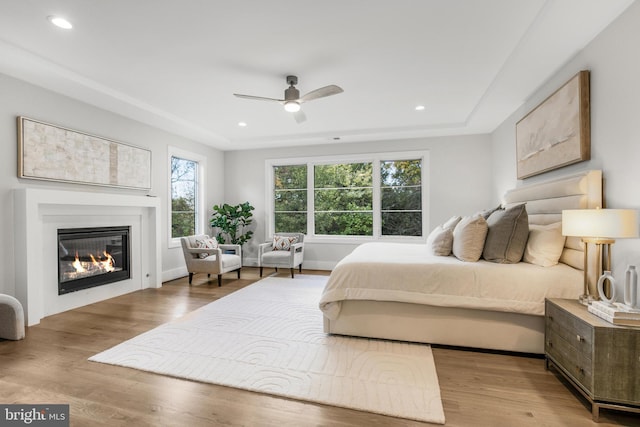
300 85 344 102
233 93 283 102
293 110 307 124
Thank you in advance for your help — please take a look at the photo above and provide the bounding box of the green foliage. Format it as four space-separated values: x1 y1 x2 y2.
274 165 307 233
314 163 372 188
380 159 422 236
275 212 307 234
171 197 196 238
315 212 373 235
210 202 255 245
170 156 198 238
271 159 423 237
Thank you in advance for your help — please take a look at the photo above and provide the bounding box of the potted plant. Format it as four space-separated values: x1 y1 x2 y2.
209 202 255 246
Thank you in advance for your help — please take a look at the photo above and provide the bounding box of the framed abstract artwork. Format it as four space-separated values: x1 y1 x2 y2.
516 70 590 179
17 116 152 190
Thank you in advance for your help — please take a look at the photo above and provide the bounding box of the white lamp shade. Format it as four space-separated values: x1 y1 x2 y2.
562 209 639 238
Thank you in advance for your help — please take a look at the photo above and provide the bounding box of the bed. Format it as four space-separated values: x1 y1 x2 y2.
320 170 603 354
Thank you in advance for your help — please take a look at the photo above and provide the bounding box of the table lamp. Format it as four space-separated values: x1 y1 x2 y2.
562 208 639 305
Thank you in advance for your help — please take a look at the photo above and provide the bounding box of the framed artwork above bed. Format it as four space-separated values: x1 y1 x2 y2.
516 70 590 179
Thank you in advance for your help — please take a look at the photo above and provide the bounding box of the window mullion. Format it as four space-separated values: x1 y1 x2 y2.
372 159 381 238
307 162 315 238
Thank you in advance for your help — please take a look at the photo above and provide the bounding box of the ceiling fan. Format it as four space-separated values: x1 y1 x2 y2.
233 75 343 123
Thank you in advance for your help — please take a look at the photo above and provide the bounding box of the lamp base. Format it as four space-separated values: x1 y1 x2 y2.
579 294 598 306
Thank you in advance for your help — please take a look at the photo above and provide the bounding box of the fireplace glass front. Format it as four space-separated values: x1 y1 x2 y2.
57 226 130 295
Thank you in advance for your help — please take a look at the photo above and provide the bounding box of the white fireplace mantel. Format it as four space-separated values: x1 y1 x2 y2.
14 188 162 326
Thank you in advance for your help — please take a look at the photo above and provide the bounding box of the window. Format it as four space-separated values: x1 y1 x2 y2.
267 152 428 240
380 159 422 236
168 147 206 247
314 162 373 236
273 165 307 233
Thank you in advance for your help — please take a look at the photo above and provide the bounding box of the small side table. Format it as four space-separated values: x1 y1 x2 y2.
545 298 640 422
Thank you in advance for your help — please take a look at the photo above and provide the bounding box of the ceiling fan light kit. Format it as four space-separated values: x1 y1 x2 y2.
284 101 301 112
234 75 343 123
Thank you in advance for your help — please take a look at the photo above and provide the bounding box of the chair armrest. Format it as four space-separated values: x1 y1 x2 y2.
291 242 304 253
258 242 273 257
219 244 242 257
186 247 221 256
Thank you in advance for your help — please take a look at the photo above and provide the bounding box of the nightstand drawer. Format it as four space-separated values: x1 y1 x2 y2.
546 330 593 391
546 300 593 356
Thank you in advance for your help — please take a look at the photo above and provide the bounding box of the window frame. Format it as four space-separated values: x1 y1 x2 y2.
168 147 206 249
265 151 429 243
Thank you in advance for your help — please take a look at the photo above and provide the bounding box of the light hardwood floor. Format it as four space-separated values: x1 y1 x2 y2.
1 268 638 426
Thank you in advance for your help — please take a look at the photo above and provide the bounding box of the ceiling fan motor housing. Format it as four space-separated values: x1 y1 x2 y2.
284 86 300 101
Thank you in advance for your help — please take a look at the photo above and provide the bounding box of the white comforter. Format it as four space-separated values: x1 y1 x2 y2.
319 242 582 319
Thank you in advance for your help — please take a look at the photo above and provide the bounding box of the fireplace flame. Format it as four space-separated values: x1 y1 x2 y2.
72 251 116 275
72 252 86 273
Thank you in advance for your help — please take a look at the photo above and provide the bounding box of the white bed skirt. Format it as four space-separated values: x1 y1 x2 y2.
323 300 546 354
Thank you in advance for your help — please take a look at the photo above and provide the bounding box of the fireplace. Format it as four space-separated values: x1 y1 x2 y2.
58 226 131 295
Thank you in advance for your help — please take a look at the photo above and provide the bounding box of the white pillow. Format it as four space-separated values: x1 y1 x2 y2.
195 237 218 259
426 226 454 256
452 215 488 262
442 215 462 231
523 222 566 267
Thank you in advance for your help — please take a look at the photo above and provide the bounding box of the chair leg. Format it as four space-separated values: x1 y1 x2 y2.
290 268 294 278
260 266 263 277
237 269 241 279
188 273 193 285
217 274 222 287
299 264 302 273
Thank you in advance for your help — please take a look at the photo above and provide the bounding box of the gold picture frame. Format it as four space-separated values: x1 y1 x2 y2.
516 70 590 179
17 116 152 190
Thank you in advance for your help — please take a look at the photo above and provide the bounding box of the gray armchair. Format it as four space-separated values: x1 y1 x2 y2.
180 235 242 286
258 233 305 278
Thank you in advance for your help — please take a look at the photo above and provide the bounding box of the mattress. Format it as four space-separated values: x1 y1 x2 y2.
319 242 582 320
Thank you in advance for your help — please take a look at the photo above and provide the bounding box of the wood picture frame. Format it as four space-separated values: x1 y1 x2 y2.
516 70 590 179
17 116 152 190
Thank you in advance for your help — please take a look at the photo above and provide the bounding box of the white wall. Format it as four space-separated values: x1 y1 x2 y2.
224 135 494 269
490 1 640 301
0 73 225 295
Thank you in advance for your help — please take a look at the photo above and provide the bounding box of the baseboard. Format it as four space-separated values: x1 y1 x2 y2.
161 260 332 283
162 266 188 283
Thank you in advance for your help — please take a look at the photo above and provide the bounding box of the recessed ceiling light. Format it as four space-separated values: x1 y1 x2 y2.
48 16 73 29
415 105 425 111
238 122 247 127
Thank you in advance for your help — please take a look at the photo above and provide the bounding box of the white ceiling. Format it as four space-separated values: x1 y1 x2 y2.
0 0 634 150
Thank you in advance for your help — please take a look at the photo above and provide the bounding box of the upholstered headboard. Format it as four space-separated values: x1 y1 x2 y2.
503 170 603 275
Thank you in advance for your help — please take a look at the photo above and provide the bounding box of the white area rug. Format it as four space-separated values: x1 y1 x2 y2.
89 275 445 424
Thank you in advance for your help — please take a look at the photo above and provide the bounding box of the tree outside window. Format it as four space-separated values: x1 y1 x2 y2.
274 164 307 233
171 156 198 238
269 153 426 239
381 159 422 236
314 163 373 236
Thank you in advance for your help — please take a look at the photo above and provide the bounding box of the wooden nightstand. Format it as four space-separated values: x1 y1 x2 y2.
545 298 640 421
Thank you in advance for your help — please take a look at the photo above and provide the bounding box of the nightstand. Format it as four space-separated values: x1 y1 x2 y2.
545 298 640 421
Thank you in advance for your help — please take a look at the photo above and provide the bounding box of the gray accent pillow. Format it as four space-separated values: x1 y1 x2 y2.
482 204 529 263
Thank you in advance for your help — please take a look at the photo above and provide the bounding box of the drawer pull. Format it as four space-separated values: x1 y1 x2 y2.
576 335 585 342
576 365 585 375
547 340 553 348
548 315 554 322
